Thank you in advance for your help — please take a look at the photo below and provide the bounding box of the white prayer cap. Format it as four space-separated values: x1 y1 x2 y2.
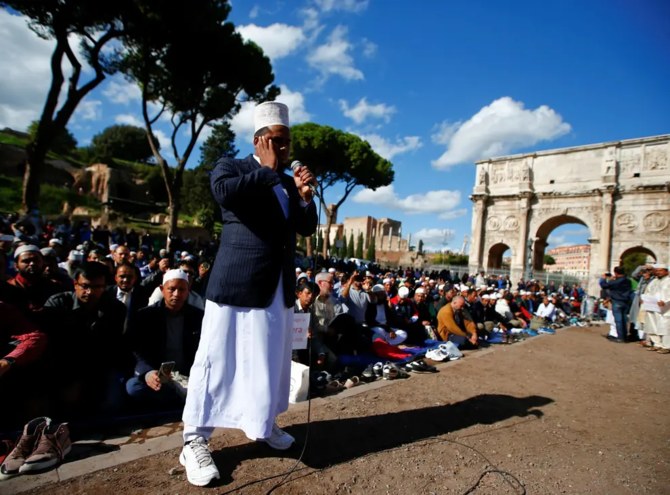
254 101 289 132
371 284 385 293
40 247 57 257
181 251 189 258
295 267 302 273
14 244 41 259
398 286 410 298
652 263 669 270
328 267 336 273
438 284 445 291
163 269 189 285
482 294 491 300
415 287 425 294
382 278 392 284
68 250 83 261
48 238 62 246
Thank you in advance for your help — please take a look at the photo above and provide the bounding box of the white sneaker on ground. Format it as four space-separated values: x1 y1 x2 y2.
258 424 295 450
179 437 220 486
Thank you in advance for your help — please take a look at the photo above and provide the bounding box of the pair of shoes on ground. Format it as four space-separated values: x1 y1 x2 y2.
0 416 72 479
655 348 670 354
403 359 438 373
180 424 295 487
382 361 409 380
604 335 626 343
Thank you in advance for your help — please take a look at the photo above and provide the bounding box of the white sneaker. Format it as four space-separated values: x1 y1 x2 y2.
259 424 295 450
179 437 220 486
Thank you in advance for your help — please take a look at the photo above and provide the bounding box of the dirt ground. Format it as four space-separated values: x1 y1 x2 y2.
19 324 670 494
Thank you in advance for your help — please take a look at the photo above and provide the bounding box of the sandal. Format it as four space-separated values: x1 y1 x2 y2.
656 348 670 354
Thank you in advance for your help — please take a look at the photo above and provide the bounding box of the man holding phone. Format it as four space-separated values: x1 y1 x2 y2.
125 269 203 405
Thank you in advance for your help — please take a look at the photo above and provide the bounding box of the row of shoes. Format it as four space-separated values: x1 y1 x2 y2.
0 416 72 480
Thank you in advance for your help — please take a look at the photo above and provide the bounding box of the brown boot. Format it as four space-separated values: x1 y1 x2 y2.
0 416 50 479
19 422 72 473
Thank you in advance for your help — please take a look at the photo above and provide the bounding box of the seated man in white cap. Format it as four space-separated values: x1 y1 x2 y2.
180 101 317 487
125 269 203 405
365 284 408 346
7 245 63 316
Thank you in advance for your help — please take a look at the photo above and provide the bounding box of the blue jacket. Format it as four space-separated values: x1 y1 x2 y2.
206 155 318 308
599 276 632 305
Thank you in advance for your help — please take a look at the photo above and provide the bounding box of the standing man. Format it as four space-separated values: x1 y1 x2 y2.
599 266 632 343
644 263 670 353
180 101 318 486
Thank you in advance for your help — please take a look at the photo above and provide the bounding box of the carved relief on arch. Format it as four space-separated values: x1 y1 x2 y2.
642 212 669 232
503 216 519 231
615 213 638 232
486 216 501 231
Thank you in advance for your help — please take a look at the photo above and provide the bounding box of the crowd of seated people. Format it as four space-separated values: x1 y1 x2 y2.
1 211 605 441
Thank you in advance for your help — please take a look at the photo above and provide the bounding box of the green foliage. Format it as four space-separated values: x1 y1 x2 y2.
200 121 238 166
544 254 556 265
432 252 469 266
90 124 158 162
340 233 347 258
366 236 376 262
347 233 354 258
0 131 29 147
621 252 649 276
355 232 364 259
27 120 77 155
0 174 99 215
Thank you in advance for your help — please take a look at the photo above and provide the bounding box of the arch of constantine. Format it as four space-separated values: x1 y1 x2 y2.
468 134 670 295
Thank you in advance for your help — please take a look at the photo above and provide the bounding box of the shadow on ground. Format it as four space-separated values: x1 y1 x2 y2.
209 393 553 488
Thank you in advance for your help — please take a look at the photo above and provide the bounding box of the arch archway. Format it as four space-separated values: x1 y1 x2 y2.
618 246 656 265
532 216 591 271
487 243 511 269
467 134 670 296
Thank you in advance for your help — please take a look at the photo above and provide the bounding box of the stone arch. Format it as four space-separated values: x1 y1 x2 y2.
618 245 657 265
487 242 512 269
531 215 591 271
468 134 670 296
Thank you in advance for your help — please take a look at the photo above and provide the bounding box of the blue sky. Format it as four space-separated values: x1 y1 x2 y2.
1 0 668 252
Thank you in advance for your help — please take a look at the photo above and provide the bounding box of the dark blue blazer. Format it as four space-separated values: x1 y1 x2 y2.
206 155 318 308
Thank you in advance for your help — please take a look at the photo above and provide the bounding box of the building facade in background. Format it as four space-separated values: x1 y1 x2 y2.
544 244 591 277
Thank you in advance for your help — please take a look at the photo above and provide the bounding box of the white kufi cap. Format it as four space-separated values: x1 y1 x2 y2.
163 269 190 285
254 101 289 132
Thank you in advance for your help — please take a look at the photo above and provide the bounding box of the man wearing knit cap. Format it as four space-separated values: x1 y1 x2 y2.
180 101 318 486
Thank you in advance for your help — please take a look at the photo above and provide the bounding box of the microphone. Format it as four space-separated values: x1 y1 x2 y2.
290 160 319 197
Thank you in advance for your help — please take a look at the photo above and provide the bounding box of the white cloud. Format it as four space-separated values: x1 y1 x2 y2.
0 11 56 130
357 133 422 160
307 25 363 82
361 38 377 58
115 113 144 127
353 185 461 215
314 0 370 13
413 228 456 251
237 23 306 60
547 234 568 247
150 129 171 154
438 208 468 220
339 97 395 124
249 6 260 19
230 85 310 143
431 96 572 169
102 78 142 105
72 100 102 122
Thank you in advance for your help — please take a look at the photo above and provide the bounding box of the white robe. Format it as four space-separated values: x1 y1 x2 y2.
182 277 293 440
644 275 670 337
